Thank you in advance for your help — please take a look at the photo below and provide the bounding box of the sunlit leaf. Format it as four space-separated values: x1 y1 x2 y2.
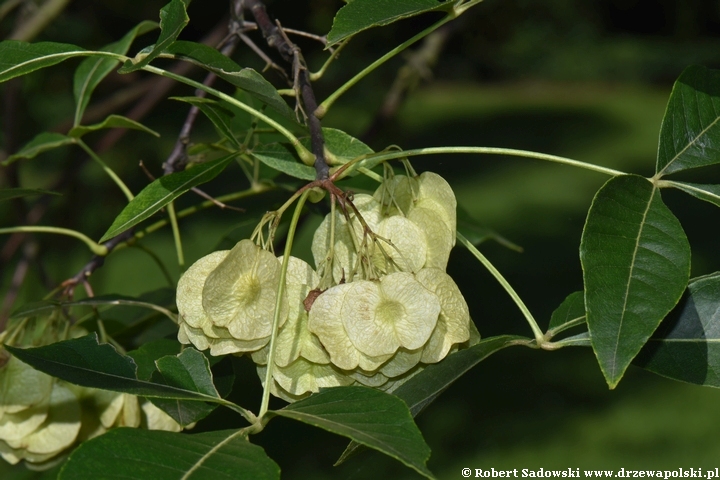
163 41 296 120
668 181 720 208
0 188 60 202
547 291 585 334
580 175 691 388
4 334 225 405
327 0 454 46
656 65 720 176
73 21 158 124
251 142 316 180
3 132 74 165
59 429 280 480
273 386 435 479
635 272 720 387
68 114 160 138
99 154 235 242
172 97 242 149
0 40 86 83
118 0 190 73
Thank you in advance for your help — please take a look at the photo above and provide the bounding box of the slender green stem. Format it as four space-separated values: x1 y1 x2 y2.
0 226 107 256
317 15 454 118
76 139 134 202
141 64 314 165
310 38 351 81
456 232 544 343
258 190 310 419
345 146 626 177
166 202 185 269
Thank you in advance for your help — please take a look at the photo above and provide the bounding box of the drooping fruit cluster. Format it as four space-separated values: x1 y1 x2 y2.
176 171 477 402
0 320 185 468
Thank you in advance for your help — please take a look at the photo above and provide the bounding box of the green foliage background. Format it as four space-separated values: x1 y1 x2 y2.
2 0 720 478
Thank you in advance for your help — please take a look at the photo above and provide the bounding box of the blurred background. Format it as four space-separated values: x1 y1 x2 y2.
3 0 720 478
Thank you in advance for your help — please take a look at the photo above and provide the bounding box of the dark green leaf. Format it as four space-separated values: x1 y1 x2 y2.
163 41 295 120
99 154 235 242
0 188 60 202
59 428 280 480
327 0 454 46
547 291 585 334
273 386 435 479
324 128 374 163
3 132 74 165
580 175 691 388
0 40 86 83
251 142 316 180
149 348 219 426
172 97 242 149
635 272 720 387
10 294 176 322
668 181 720 208
4 334 222 403
73 21 158 124
127 339 182 381
656 65 720 176
456 206 522 252
119 0 190 73
68 114 159 139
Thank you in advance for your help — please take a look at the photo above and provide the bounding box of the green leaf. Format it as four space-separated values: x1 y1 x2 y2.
99 154 235 242
149 348 220 426
580 175 691 388
163 41 296 121
172 97 242 149
0 40 86 83
668 182 720 208
59 429 280 480
4 334 225 404
456 206 522 252
0 188 60 202
73 21 158 124
327 0 454 46
251 142 316 180
127 339 182 381
119 0 190 73
68 114 160 139
273 386 435 479
324 128 374 163
3 132 74 165
635 272 720 387
547 291 586 334
656 65 720 176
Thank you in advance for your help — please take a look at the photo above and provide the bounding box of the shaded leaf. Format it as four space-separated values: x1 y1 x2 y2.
656 65 720 176
456 206 522 252
4 334 222 404
127 339 182 381
668 181 720 208
172 96 242 149
99 154 235 242
327 0 454 46
0 40 86 83
68 114 159 138
547 291 585 334
118 0 190 73
3 132 74 165
251 142 316 180
59 428 280 480
635 272 720 387
163 41 295 120
580 174 691 388
73 21 158 124
0 188 60 202
273 386 434 479
324 128 374 163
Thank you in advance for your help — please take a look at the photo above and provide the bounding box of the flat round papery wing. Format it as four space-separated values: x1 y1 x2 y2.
0 393 50 442
256 368 309 403
373 175 415 216
113 393 140 428
141 401 182 432
379 347 423 378
343 273 440 357
415 268 471 363
347 369 389 387
176 250 230 330
408 206 453 269
271 358 353 397
374 215 427 274
378 364 425 394
414 172 457 234
4 384 80 459
308 284 389 371
97 390 124 429
203 239 288 340
181 322 269 356
0 356 54 414
411 197 455 244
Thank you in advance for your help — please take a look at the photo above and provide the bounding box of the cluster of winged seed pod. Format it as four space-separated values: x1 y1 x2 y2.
175 170 476 402
0 322 185 468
